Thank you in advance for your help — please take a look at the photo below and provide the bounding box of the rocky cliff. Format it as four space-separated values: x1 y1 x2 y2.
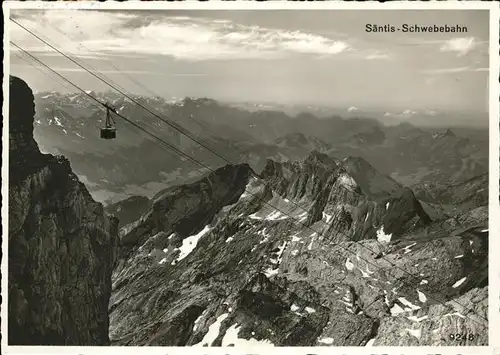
109 149 487 346
8 76 119 345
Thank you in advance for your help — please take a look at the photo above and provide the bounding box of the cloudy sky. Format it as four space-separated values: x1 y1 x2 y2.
9 9 489 114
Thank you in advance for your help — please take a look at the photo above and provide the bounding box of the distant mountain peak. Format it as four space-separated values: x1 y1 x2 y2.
304 150 337 167
443 128 456 137
342 156 402 198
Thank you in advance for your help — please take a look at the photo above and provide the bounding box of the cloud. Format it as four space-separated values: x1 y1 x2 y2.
51 67 160 75
364 51 391 60
10 63 159 75
11 62 210 77
422 66 488 74
10 10 352 61
440 37 478 56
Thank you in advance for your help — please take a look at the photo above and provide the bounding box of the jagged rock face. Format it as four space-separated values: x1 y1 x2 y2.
260 153 430 242
412 174 488 216
110 150 487 346
105 195 151 227
9 77 42 178
8 76 119 345
118 164 253 248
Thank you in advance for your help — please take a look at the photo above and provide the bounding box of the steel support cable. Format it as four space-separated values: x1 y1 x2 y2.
9 38 489 328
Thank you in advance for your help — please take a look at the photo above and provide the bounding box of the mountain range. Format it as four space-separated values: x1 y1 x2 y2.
33 91 488 205
8 76 488 347
108 153 487 346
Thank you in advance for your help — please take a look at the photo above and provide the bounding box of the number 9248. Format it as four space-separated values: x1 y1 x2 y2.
449 333 475 341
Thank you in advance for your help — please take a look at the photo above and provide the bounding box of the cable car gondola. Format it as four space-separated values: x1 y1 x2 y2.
100 102 118 139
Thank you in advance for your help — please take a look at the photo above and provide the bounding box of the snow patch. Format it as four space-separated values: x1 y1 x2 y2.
454 254 464 259
318 337 334 345
403 242 417 254
172 225 212 264
297 211 308 222
322 212 333 223
339 173 358 190
419 280 428 285
417 290 427 303
193 313 229 347
444 312 466 319
305 307 316 314
405 328 421 339
222 323 274 347
225 236 234 243
53 116 63 126
267 211 287 221
249 213 263 220
308 233 317 250
390 304 405 316
258 228 271 244
192 311 207 332
345 258 354 271
452 277 466 288
359 268 371 278
398 297 421 311
376 226 392 243
365 338 375 346
264 267 279 277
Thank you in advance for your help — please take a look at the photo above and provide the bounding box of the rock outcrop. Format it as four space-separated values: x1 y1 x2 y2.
109 149 487 346
8 76 119 345
105 195 151 228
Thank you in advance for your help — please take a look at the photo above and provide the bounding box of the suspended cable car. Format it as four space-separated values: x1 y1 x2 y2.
100 102 118 139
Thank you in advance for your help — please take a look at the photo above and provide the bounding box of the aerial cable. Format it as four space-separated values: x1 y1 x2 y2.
11 42 213 170
14 50 191 165
9 39 489 327
39 18 268 159
12 36 488 326
11 18 235 168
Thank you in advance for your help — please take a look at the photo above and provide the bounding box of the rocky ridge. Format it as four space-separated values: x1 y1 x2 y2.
109 149 488 346
8 76 119 345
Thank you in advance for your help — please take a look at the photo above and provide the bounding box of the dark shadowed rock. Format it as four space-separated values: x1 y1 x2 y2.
8 76 119 345
343 156 402 198
105 195 151 227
